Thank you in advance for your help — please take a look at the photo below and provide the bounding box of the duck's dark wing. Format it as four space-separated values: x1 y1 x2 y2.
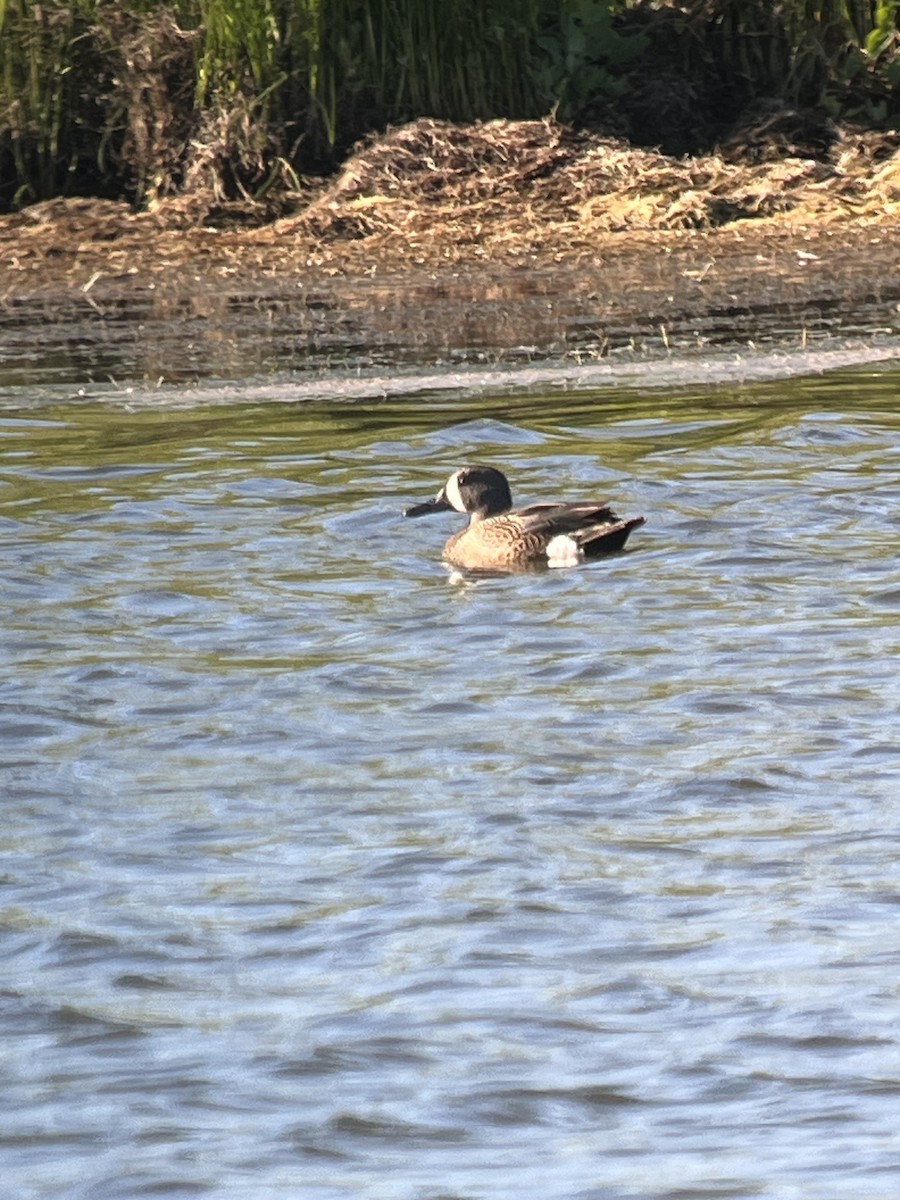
514 502 645 558
513 501 620 535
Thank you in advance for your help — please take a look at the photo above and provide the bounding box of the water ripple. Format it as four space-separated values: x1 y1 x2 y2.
2 370 900 1198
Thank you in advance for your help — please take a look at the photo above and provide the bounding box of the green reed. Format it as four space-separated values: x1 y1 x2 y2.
704 0 900 118
0 0 646 204
0 0 88 203
0 0 199 205
1 0 898 209
196 0 280 96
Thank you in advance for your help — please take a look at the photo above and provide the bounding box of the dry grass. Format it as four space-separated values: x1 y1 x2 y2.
1 115 900 294
270 117 900 266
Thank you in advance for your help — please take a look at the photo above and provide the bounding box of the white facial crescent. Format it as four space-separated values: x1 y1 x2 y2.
444 470 466 513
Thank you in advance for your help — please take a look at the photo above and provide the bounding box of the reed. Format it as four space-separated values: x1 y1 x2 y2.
196 0 280 97
0 1 89 203
1 0 898 210
702 0 900 117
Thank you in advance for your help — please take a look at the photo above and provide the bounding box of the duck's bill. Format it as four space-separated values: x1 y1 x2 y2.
403 496 452 518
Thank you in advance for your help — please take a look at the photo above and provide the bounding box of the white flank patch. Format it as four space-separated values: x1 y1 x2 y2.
545 534 584 569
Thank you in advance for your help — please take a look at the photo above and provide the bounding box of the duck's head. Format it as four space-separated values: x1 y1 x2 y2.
403 465 514 523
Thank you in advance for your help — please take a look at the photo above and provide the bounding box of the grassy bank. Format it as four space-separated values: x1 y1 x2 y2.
1 0 898 212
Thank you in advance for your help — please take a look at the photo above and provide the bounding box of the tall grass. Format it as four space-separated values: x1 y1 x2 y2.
713 1 889 97
0 0 651 205
0 0 100 203
1 1 898 210
196 0 280 98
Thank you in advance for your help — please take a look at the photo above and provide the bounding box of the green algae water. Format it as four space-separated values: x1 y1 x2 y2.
3 362 900 1199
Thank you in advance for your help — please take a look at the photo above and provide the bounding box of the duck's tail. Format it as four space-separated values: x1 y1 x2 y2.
579 515 646 558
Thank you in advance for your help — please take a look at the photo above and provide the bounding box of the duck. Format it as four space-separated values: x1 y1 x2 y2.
403 464 645 571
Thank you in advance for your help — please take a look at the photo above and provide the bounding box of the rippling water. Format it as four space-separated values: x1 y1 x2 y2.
3 364 900 1199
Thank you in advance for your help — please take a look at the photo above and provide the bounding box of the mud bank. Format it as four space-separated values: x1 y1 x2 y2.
2 120 899 367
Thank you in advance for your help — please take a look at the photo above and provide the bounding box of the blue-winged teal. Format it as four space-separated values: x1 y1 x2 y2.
404 464 645 571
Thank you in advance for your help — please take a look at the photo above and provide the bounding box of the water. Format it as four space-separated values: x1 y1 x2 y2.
3 360 900 1200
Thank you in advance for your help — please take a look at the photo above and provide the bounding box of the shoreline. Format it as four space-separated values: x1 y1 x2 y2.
3 218 898 355
2 122 900 364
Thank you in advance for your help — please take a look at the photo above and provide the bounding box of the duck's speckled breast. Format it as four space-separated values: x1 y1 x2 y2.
442 516 548 570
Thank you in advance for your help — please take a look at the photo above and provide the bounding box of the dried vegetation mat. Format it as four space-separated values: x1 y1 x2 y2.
277 117 900 266
2 116 900 295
